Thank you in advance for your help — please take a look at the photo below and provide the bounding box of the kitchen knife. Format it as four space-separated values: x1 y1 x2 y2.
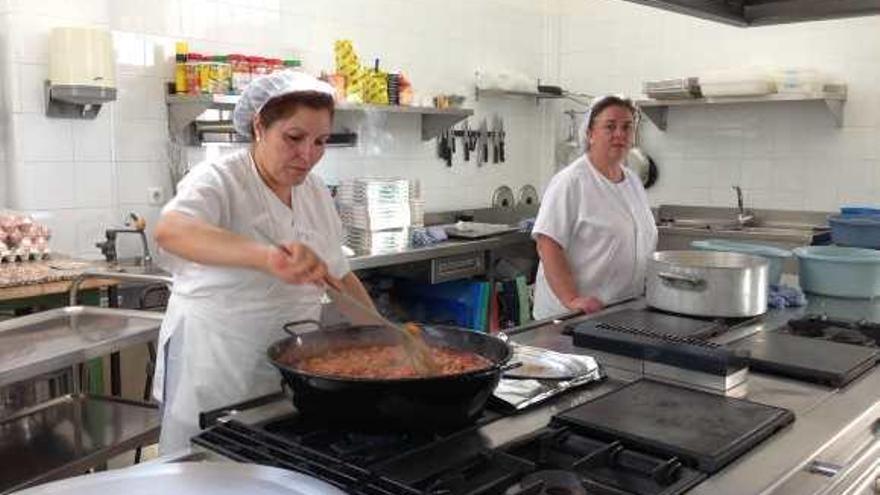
462 121 471 161
499 116 505 162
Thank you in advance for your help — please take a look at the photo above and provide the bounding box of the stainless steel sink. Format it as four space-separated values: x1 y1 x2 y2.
655 206 833 276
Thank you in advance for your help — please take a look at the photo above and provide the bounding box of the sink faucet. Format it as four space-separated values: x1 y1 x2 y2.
732 185 755 228
95 227 152 268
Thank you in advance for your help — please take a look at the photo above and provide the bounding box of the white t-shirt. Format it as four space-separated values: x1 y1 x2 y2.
160 148 350 302
532 156 657 319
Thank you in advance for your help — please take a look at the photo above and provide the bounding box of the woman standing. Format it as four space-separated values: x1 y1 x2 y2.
152 71 373 453
532 95 657 319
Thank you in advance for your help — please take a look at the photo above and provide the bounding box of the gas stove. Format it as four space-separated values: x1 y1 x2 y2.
192 379 794 495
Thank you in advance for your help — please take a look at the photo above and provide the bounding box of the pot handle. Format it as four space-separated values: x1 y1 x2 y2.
657 272 706 290
282 319 322 337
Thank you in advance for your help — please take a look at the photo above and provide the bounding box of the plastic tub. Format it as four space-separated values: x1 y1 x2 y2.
828 214 880 249
691 239 791 285
840 206 880 216
793 246 880 298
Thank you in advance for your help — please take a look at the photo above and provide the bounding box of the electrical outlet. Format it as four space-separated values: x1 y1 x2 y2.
148 187 164 205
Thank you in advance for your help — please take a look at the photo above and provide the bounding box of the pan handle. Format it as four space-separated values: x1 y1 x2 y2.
657 272 706 290
500 361 523 372
282 319 322 337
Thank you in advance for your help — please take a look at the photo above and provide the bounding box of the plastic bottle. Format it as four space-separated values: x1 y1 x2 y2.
185 53 203 95
283 59 302 71
174 41 188 94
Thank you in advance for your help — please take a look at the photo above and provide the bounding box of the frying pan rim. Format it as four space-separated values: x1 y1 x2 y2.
267 324 513 384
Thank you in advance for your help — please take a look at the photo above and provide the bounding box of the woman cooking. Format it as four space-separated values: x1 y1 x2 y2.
532 95 657 319
152 71 374 453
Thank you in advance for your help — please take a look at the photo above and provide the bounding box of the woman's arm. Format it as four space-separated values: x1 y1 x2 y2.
155 211 267 270
535 234 603 314
155 211 331 285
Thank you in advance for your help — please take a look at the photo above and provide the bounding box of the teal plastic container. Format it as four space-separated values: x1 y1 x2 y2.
690 239 792 285
793 246 880 298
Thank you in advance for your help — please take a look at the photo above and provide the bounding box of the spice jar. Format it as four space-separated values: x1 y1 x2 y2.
229 54 250 94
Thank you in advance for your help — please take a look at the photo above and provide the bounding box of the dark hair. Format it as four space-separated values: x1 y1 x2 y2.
587 96 637 130
255 91 335 135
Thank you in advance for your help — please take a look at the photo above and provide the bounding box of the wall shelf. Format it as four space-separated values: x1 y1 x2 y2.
637 91 847 130
474 86 591 106
165 94 473 144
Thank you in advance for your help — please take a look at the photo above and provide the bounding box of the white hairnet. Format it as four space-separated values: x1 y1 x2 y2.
232 70 335 138
578 94 635 151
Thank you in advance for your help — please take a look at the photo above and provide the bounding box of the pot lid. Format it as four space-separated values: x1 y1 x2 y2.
492 185 515 208
13 462 347 495
518 185 538 207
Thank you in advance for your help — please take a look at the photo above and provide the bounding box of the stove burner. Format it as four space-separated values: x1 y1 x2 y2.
786 315 879 348
514 470 586 495
828 328 872 346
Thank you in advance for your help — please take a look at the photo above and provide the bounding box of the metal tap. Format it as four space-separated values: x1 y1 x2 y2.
95 228 153 268
732 185 755 228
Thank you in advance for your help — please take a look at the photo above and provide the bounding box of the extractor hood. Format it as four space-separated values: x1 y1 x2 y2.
619 0 880 27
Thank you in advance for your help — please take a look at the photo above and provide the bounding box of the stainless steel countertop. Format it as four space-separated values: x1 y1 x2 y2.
348 231 532 271
0 306 164 388
509 300 880 495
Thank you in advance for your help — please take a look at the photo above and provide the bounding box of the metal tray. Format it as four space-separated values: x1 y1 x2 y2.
504 344 596 380
0 306 163 388
12 461 344 495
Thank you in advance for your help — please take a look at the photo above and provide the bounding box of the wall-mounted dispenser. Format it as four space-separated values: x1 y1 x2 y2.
45 27 116 119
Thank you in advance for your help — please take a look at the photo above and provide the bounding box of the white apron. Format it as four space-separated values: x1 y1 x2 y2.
153 252 322 454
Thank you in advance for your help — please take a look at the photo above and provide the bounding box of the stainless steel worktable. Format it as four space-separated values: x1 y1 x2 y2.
348 231 532 271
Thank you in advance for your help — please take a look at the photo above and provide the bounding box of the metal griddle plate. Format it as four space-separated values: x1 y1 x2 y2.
553 379 795 474
587 308 724 339
12 462 346 495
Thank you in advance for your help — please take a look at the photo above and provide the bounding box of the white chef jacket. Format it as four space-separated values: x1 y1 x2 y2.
532 155 657 319
152 148 349 454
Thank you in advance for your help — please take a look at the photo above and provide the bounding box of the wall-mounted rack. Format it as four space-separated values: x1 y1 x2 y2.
637 90 847 130
166 93 472 145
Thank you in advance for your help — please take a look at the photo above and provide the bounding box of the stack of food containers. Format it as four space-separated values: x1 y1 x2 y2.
338 178 421 254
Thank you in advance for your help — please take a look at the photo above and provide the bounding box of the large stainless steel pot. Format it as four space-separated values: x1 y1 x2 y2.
647 250 769 317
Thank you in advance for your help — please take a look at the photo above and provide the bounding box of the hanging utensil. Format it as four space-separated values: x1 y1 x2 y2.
627 109 659 188
462 120 471 162
555 110 581 172
499 116 505 163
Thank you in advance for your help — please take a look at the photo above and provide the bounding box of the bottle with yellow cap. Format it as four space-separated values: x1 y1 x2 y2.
174 41 188 94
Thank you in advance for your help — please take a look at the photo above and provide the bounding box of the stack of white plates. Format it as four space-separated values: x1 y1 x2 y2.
339 204 412 231
338 178 411 206
344 227 410 254
338 177 424 253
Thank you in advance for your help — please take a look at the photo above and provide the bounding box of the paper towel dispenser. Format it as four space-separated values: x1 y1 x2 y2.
45 27 117 119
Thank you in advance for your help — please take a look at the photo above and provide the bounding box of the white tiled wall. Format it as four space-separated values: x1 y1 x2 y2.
1 0 554 258
8 0 878 258
553 0 880 212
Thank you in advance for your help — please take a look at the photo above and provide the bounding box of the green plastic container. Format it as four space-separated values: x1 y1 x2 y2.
793 246 880 298
691 239 792 285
